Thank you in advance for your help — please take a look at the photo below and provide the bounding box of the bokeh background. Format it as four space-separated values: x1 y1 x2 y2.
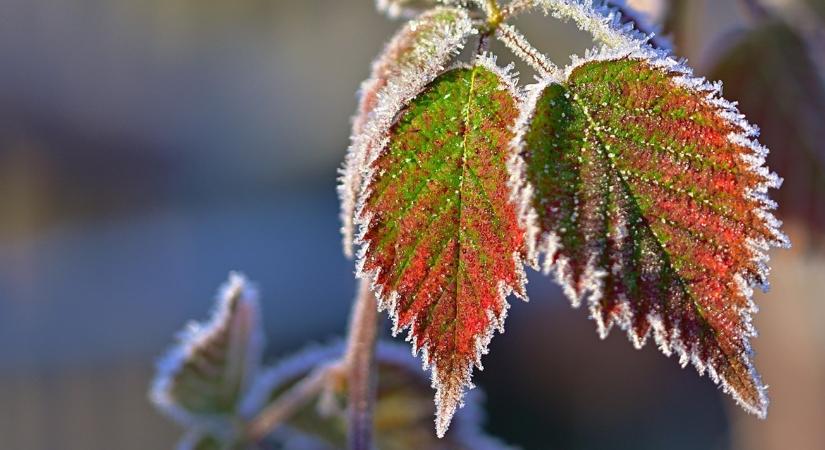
0 0 823 449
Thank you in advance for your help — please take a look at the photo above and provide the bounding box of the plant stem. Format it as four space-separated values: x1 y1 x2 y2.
344 279 379 450
484 0 504 29
246 362 343 442
246 281 378 447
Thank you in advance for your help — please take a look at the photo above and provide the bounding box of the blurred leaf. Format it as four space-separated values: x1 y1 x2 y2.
519 55 788 417
151 273 264 426
240 342 513 450
709 21 825 235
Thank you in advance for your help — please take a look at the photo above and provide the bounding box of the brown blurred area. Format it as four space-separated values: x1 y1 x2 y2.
0 1 822 449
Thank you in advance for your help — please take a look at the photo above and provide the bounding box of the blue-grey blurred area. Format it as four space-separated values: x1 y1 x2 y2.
1 1 823 450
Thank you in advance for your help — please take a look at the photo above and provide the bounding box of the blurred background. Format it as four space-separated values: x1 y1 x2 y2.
0 0 823 449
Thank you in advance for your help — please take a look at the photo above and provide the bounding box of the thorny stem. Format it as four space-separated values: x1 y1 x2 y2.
247 280 378 449
344 280 379 450
496 23 563 79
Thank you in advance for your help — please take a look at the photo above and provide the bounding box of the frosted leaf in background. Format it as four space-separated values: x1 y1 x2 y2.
151 273 264 428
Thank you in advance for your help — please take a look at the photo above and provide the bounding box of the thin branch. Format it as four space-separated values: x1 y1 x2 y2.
246 280 378 447
246 362 344 442
344 280 378 450
496 23 563 79
483 0 503 18
477 31 493 54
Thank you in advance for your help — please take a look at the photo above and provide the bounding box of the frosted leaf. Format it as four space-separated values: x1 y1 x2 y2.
150 273 264 428
515 54 789 417
356 57 529 438
339 6 475 257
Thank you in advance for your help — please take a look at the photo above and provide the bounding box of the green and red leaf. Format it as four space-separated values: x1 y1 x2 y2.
339 7 474 257
516 54 789 417
356 59 529 436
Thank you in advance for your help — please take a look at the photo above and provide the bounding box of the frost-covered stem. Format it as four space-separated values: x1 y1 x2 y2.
246 362 343 442
483 0 504 28
344 279 378 450
496 23 563 79
477 31 492 53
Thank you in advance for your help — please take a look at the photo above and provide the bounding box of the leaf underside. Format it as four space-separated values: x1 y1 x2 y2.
521 57 788 416
152 274 262 423
358 63 527 436
340 6 473 257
